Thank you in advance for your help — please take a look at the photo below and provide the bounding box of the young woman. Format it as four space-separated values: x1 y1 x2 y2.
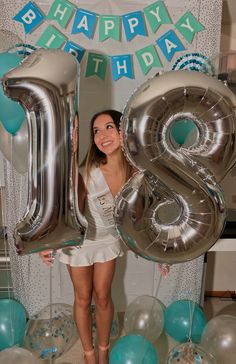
40 109 133 364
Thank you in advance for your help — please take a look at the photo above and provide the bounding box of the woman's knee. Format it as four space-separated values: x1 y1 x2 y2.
75 293 92 309
94 290 112 310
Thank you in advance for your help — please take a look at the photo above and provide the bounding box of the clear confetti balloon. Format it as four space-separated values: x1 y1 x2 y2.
24 303 78 361
166 342 216 364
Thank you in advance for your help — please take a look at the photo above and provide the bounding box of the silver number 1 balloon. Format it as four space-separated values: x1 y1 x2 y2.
3 48 87 254
115 70 236 264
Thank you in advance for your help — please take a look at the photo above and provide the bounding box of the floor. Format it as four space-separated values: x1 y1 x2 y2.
38 297 236 364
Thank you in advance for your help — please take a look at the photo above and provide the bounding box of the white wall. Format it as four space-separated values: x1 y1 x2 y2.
221 23 236 51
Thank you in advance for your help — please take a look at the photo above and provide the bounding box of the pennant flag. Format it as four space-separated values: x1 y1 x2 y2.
85 53 108 80
156 30 185 61
136 45 162 75
64 41 85 63
72 8 97 39
47 0 75 28
111 55 133 81
122 11 147 41
99 15 120 42
36 25 67 48
13 1 45 34
144 1 172 33
175 11 205 44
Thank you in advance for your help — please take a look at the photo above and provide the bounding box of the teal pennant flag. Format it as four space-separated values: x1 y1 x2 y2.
85 53 108 80
99 15 120 41
136 45 162 75
175 11 205 44
47 0 75 28
36 25 67 48
144 1 172 33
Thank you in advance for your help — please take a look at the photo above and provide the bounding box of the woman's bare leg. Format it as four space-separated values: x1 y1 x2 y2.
67 265 96 364
93 259 116 364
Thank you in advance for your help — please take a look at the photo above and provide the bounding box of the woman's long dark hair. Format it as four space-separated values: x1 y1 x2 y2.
83 109 133 182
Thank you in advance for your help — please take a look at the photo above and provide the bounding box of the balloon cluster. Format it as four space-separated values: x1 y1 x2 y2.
0 299 78 362
110 296 236 364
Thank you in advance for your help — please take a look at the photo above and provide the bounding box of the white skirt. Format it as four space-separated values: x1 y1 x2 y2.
59 239 124 267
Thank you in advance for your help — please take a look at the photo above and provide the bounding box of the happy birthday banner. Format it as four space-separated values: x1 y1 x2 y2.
13 0 205 80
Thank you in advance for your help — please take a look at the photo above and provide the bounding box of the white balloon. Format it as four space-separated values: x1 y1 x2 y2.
0 121 28 174
201 314 236 364
124 295 164 342
0 347 40 364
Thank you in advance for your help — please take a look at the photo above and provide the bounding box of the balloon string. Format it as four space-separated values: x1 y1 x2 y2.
153 269 163 299
0 185 11 299
188 300 194 342
49 264 53 364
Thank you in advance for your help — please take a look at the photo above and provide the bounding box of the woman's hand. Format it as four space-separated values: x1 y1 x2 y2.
39 250 55 266
158 263 171 277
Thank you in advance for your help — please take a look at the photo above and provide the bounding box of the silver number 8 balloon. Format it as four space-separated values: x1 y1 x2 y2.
114 70 236 264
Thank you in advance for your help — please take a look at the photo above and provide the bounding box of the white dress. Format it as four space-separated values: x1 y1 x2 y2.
59 166 123 266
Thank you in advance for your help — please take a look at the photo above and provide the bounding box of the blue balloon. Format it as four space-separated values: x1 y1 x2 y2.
110 334 158 364
0 298 27 350
164 299 206 343
0 51 25 135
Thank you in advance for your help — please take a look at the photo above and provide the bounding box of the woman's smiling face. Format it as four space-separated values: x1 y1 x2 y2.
93 113 121 156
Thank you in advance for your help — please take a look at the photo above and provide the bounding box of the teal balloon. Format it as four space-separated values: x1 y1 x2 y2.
164 299 207 343
110 334 158 364
0 298 27 350
171 119 196 145
0 51 25 135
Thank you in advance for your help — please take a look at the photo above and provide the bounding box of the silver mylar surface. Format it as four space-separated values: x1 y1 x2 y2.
115 70 236 264
3 48 87 254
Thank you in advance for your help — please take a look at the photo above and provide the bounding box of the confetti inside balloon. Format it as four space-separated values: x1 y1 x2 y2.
24 303 78 361
166 342 216 364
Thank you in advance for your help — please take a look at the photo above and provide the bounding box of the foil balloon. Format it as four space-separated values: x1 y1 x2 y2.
3 48 87 254
115 70 236 264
